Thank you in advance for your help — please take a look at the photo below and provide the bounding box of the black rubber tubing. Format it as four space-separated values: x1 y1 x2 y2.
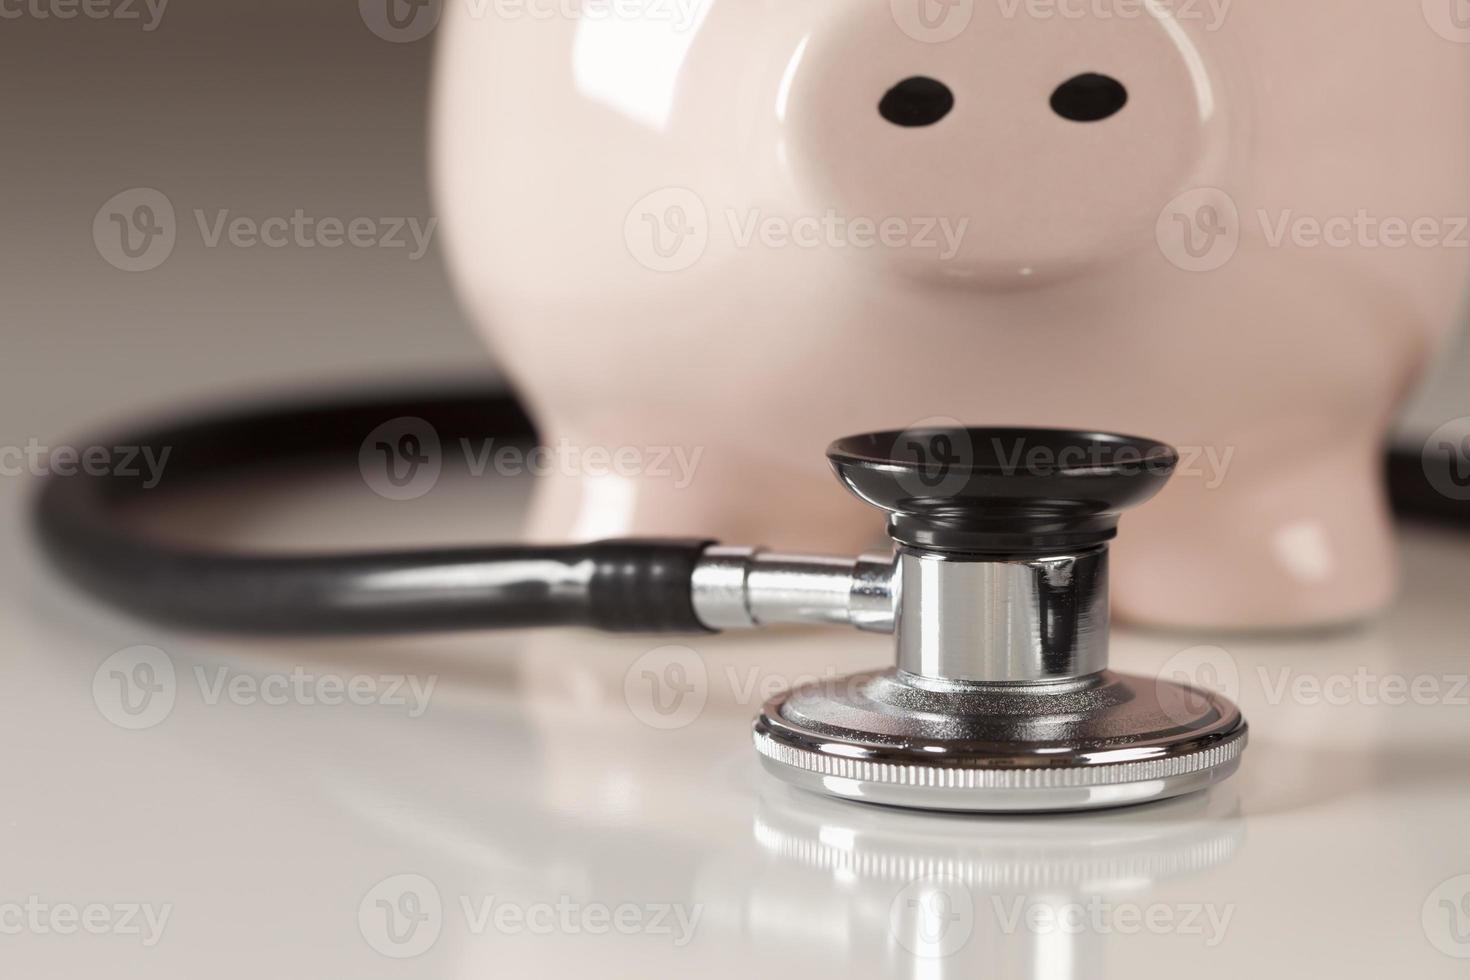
30 383 1466 637
31 386 715 636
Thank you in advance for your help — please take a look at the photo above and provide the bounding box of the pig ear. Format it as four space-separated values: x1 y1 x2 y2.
878 76 955 128
1050 73 1129 123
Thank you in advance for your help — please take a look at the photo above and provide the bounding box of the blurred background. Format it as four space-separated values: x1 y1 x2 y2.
2 0 492 449
4 0 1468 451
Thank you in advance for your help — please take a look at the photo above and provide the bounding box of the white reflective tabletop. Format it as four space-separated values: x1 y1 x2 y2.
2 461 1468 979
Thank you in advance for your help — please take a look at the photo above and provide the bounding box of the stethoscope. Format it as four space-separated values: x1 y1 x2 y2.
32 385 1462 814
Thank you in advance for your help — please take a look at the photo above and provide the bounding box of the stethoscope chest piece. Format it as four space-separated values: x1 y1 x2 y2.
746 427 1248 813
37 398 1248 815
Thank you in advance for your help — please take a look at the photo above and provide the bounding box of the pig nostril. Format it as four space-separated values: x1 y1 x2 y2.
1050 73 1129 122
879 77 954 128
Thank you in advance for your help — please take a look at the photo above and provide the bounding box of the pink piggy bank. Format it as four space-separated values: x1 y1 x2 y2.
432 0 1470 628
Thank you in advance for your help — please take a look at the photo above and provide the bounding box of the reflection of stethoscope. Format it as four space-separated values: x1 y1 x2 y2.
740 784 1247 971
31 386 1465 814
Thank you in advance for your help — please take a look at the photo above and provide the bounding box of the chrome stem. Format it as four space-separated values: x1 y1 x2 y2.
690 547 896 633
692 544 1111 685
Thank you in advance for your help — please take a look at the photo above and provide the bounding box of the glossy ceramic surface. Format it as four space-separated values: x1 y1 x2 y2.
432 1 1470 628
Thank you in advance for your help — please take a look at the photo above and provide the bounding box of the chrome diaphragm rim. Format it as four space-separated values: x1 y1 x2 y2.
753 671 1248 813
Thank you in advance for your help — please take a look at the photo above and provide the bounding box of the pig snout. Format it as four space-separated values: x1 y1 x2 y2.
785 4 1220 284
